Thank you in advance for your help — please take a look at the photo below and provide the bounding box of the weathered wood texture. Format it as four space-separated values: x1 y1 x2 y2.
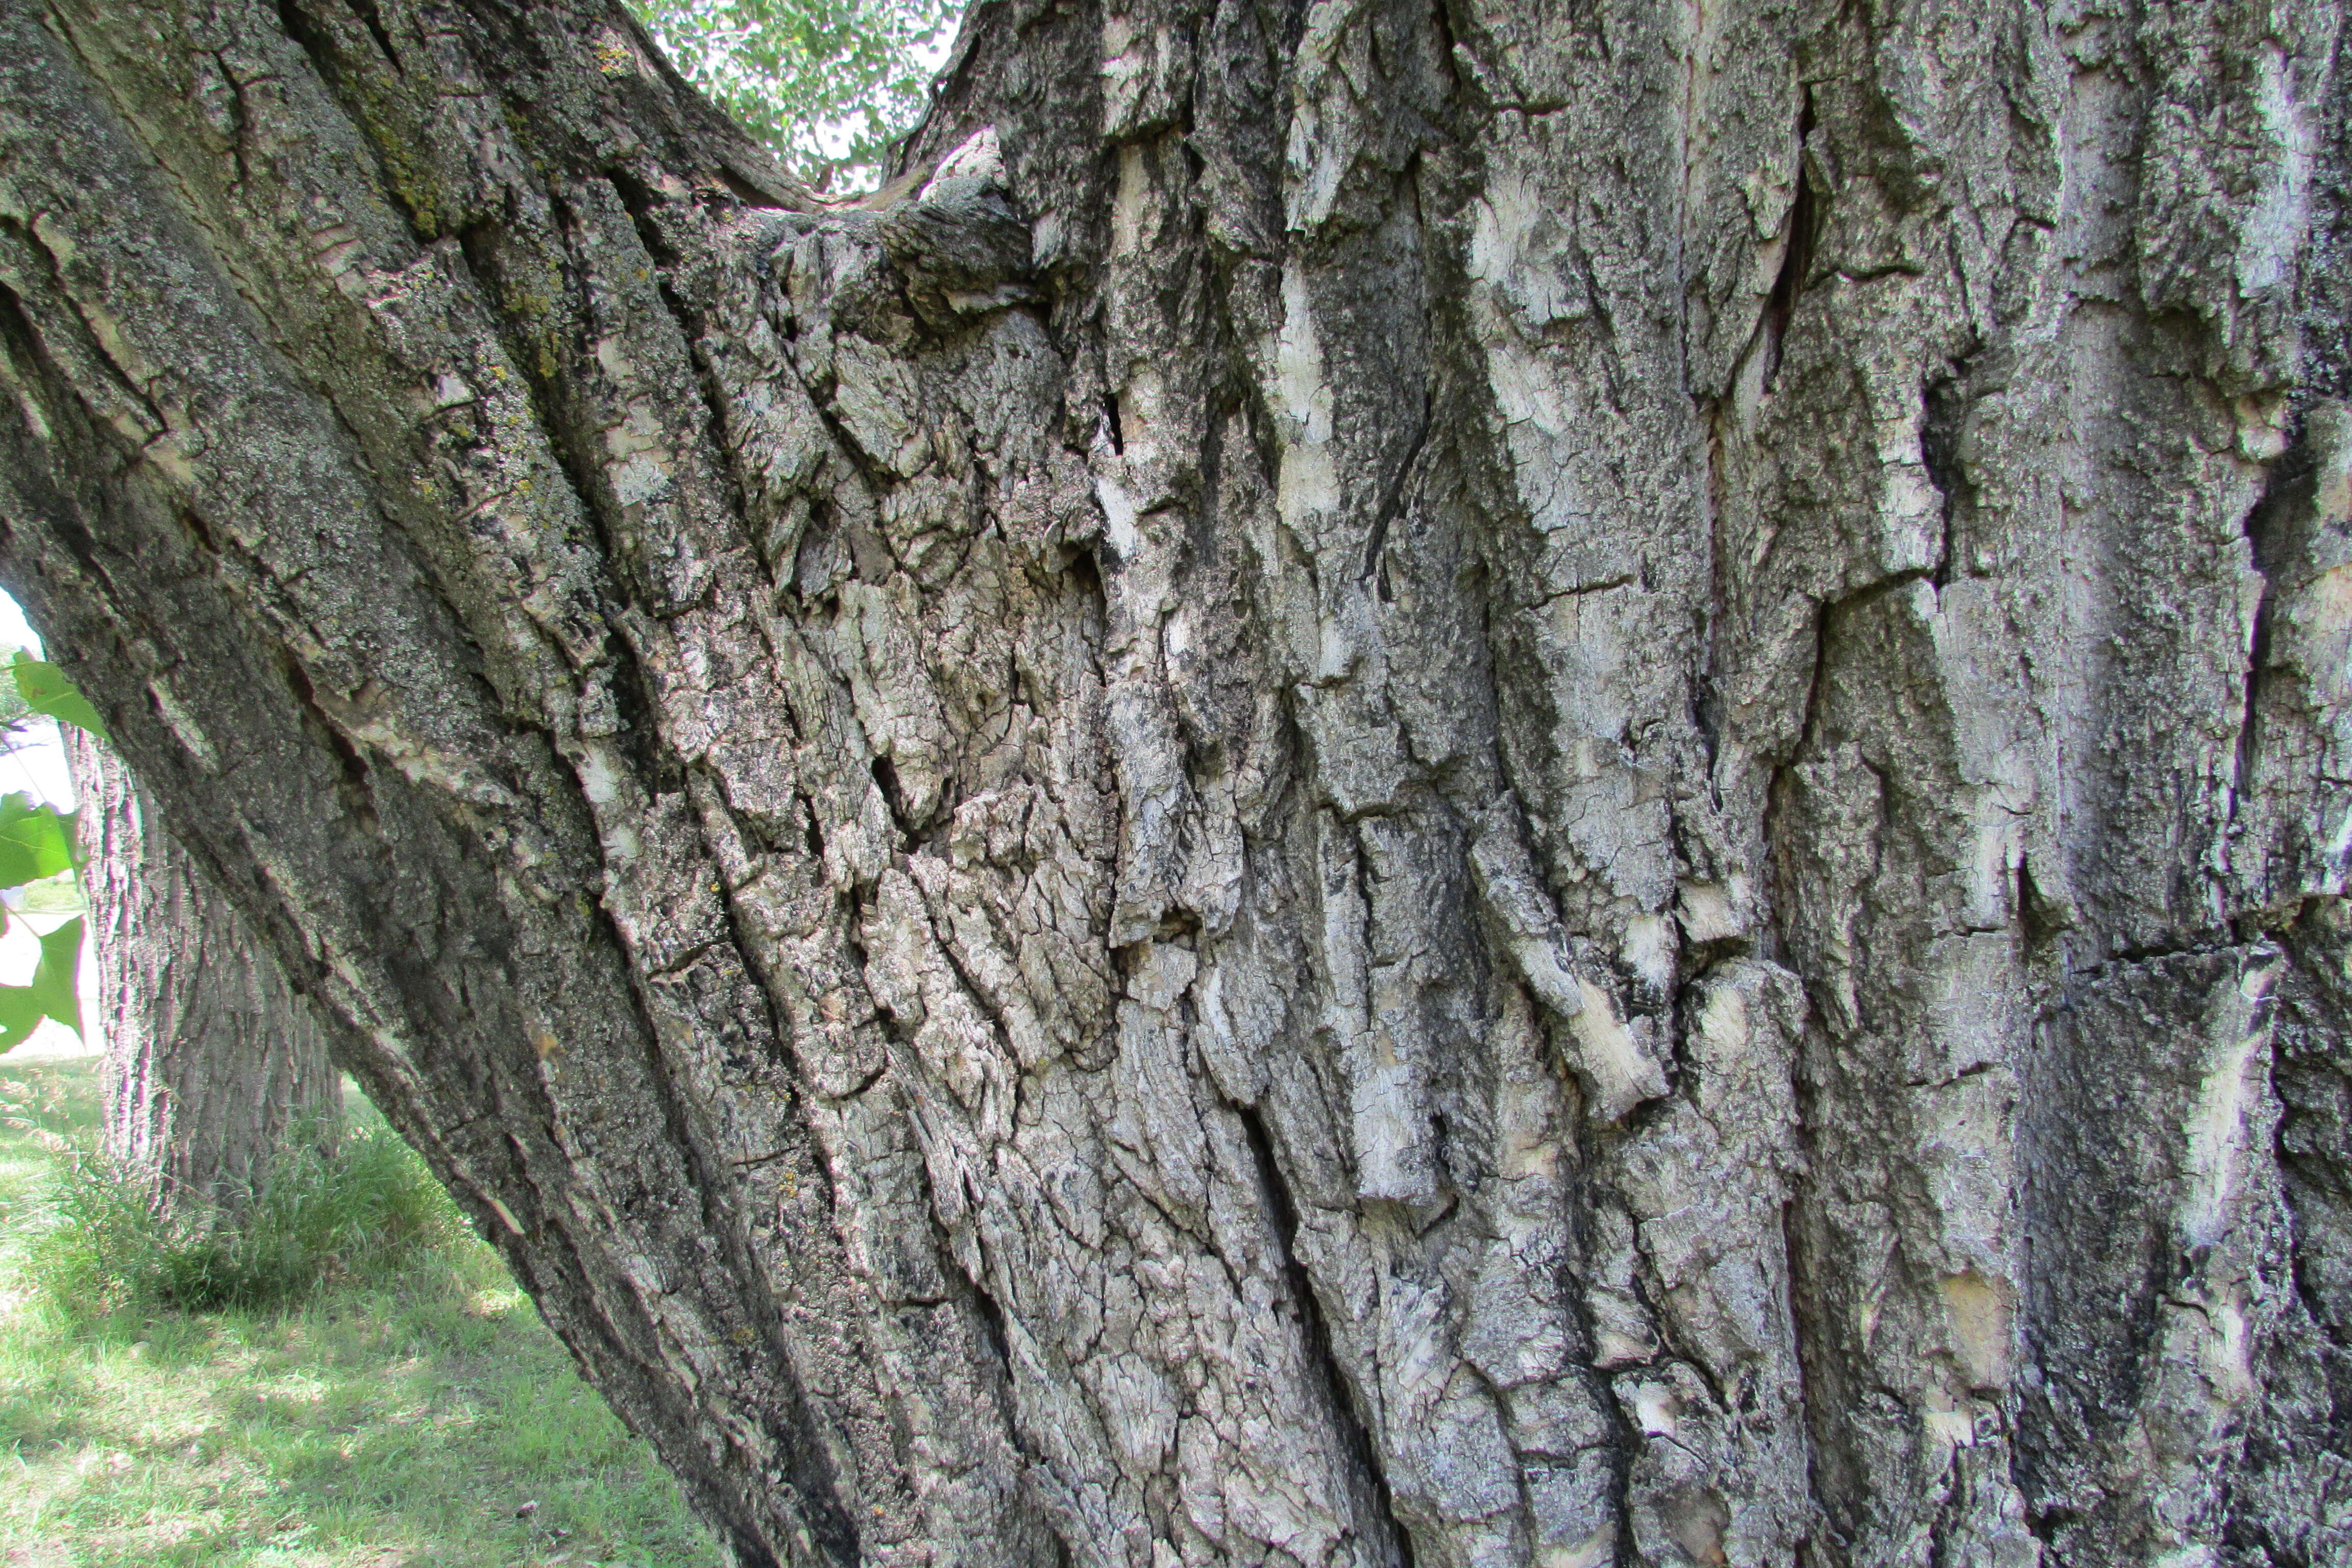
66 729 338 1214
0 0 2347 1563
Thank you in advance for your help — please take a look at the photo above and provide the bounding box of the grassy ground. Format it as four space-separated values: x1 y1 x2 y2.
0 1056 723 1568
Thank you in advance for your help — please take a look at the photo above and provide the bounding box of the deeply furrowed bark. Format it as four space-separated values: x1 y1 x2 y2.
66 730 338 1216
0 0 2347 1563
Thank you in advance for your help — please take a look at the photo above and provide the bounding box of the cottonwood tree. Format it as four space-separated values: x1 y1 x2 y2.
24 0 936 1225
0 0 2346 1564
66 730 339 1216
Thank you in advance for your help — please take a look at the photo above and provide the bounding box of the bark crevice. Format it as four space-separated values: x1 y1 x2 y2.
1237 1101 1416 1568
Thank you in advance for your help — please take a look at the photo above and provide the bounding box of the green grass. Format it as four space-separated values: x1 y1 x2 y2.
0 1058 724 1567
28 1109 465 1316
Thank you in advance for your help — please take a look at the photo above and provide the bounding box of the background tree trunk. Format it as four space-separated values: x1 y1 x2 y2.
0 0 2347 1564
65 729 339 1216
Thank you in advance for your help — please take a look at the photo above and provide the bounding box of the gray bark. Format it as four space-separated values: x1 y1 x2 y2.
65 729 338 1216
0 0 2346 1564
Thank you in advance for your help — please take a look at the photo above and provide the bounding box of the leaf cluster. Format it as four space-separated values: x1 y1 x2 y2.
0 649 102 1054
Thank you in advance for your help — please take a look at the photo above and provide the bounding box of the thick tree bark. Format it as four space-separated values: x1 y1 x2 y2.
0 0 2347 1563
65 729 338 1215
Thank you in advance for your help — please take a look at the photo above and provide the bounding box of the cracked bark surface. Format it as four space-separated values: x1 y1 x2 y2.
68 728 340 1214
0 0 2347 1563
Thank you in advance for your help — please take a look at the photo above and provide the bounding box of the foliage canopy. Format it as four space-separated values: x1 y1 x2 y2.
629 0 961 190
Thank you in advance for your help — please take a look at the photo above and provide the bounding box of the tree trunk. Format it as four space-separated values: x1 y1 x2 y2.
66 729 340 1215
0 0 2346 1563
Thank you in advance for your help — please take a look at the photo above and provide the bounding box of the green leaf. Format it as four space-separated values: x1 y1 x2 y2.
0 914 80 1053
30 914 80 1034
10 651 106 738
0 986 44 1054
0 793 76 887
